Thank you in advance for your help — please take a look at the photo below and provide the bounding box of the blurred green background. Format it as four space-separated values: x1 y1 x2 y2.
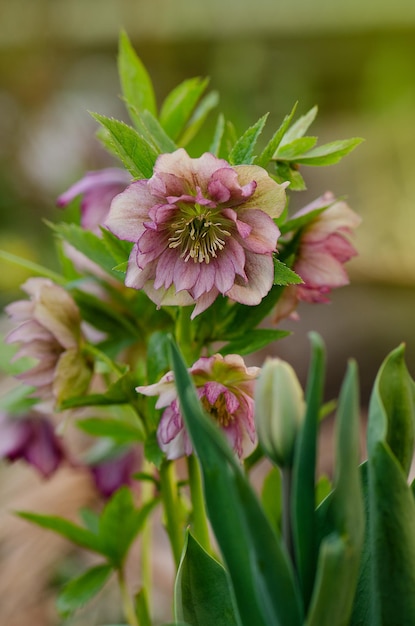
1 0 415 399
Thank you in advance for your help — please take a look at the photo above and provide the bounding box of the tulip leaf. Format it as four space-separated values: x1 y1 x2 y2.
292 332 325 610
261 466 282 534
57 563 113 617
219 328 290 357
255 102 298 168
160 77 210 142
174 531 239 626
118 31 157 119
91 113 158 178
229 114 269 165
169 338 303 626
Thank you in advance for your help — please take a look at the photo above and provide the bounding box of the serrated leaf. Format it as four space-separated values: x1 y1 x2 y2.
175 531 239 626
228 114 269 165
274 162 306 190
100 227 134 265
179 90 219 147
77 417 145 444
293 138 364 166
208 113 225 156
169 339 303 626
278 205 329 235
255 103 298 168
160 77 209 142
57 563 113 618
139 109 177 152
219 329 290 357
279 106 318 147
274 136 317 160
118 31 157 120
273 259 303 286
91 113 158 178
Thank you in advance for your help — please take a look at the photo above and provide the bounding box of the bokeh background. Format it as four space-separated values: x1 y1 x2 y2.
1 1 415 623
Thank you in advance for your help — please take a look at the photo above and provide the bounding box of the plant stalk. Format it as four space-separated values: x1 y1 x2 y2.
159 460 183 566
282 467 294 562
187 454 211 553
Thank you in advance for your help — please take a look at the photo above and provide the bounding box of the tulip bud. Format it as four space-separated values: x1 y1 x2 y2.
255 358 305 467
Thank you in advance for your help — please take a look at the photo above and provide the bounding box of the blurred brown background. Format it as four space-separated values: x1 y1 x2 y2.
1 1 415 623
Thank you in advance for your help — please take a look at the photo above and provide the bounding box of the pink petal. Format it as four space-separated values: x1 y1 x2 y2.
105 181 154 242
227 252 274 305
236 209 280 254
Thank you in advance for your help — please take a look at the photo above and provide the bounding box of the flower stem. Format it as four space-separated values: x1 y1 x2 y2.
118 569 139 626
140 461 154 610
187 454 211 553
159 460 183 567
282 467 294 562
175 306 196 365
83 342 125 375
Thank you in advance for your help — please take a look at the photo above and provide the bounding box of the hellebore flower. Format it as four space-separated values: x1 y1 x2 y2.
254 358 305 468
89 447 139 499
0 411 65 478
137 353 259 460
57 168 131 234
5 278 92 409
274 192 361 322
105 149 287 317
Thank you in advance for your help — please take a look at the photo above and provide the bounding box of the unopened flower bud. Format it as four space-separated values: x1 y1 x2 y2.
255 358 305 467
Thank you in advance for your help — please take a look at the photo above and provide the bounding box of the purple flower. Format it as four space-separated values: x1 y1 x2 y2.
5 278 92 408
89 447 139 498
274 193 361 321
57 168 131 234
0 411 64 478
105 149 287 317
137 353 259 460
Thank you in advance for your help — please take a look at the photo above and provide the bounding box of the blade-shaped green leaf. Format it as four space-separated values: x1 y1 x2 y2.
229 114 269 165
279 106 318 147
274 161 306 190
179 90 219 147
175 531 239 626
77 416 145 444
60 371 141 410
255 103 298 168
292 333 325 610
169 339 303 626
91 113 158 178
274 136 317 160
160 77 209 142
57 563 113 618
219 329 290 357
273 259 303 286
209 113 225 156
118 31 157 119
293 138 364 166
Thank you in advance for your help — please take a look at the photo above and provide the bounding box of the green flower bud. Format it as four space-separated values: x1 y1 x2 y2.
255 358 305 467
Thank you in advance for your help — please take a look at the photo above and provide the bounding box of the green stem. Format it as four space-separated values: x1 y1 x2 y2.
140 461 154 611
159 460 183 567
282 467 294 562
83 342 125 375
118 569 139 626
175 306 196 365
187 454 211 553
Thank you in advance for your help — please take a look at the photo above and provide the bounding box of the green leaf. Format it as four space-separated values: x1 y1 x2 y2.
118 31 157 120
138 109 177 152
144 430 165 469
292 332 326 610
146 331 171 383
255 103 298 168
367 343 415 476
160 77 209 142
100 227 134 266
17 512 103 554
209 113 225 156
229 114 269 165
279 106 318 147
293 138 364 166
0 383 37 413
274 162 306 190
261 467 282 534
57 563 113 618
0 249 65 285
60 371 140 410
175 531 239 626
222 285 285 337
274 136 317 160
278 205 329 235
179 90 219 147
315 475 332 507
91 113 158 178
77 416 145 444
219 329 290 357
135 588 152 626
48 221 122 280
98 487 157 567
168 339 303 626
273 259 303 286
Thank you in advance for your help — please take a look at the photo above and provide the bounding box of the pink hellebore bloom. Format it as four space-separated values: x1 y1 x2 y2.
57 168 131 234
105 149 287 317
89 447 139 499
0 411 65 478
137 353 259 460
274 192 361 322
5 278 92 409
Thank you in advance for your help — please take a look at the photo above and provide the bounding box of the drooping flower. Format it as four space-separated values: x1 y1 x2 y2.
274 192 361 322
57 168 131 234
5 278 92 409
105 149 287 317
0 411 65 478
89 446 139 498
137 353 259 460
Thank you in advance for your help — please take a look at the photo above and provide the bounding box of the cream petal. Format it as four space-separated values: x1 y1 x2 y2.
226 252 274 305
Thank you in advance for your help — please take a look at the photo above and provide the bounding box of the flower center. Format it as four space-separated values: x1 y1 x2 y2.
202 394 234 427
168 209 231 264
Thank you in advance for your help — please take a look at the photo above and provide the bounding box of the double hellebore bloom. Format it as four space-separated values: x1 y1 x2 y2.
57 168 131 233
274 192 361 321
5 278 92 409
0 411 64 478
105 149 287 317
137 353 259 460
